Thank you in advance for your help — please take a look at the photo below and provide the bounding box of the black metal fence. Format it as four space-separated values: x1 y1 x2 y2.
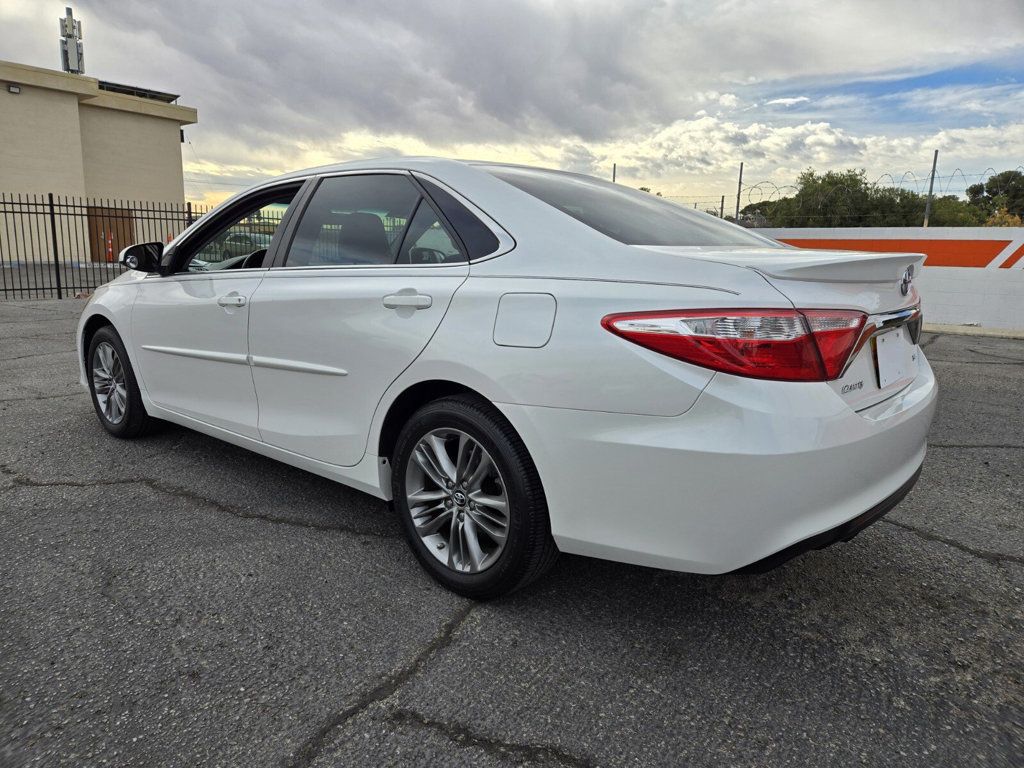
0 193 212 300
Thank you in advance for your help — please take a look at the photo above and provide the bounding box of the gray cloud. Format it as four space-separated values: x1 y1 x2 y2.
4 0 1022 198
71 0 1024 145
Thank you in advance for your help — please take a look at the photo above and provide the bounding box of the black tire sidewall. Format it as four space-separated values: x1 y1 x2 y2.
87 326 147 438
392 398 542 598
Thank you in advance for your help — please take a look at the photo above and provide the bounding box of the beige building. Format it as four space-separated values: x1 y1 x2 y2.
0 60 197 202
0 60 197 264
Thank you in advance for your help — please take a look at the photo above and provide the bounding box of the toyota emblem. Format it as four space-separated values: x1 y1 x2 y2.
900 265 914 296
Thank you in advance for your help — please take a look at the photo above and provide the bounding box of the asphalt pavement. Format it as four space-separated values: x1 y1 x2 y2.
1 299 1021 767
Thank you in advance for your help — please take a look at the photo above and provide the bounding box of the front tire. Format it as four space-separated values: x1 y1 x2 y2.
392 395 558 599
87 326 152 438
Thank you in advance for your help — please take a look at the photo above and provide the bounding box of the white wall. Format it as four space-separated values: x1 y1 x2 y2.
756 227 1024 332
915 268 1024 329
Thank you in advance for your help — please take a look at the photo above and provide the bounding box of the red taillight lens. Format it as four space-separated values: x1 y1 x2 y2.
601 309 866 382
800 310 867 379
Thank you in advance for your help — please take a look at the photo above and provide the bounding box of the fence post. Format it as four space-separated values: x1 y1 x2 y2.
186 201 193 226
47 193 63 300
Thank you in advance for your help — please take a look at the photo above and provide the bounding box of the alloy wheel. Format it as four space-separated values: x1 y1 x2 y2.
404 428 509 573
92 341 127 425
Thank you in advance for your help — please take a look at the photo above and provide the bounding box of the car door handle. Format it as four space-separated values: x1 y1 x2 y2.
383 292 432 310
217 293 247 308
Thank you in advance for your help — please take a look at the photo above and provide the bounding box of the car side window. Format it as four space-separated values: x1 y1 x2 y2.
183 190 298 273
396 201 464 264
417 177 499 260
285 175 421 267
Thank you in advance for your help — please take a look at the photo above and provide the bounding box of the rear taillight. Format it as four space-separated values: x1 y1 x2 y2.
601 309 866 382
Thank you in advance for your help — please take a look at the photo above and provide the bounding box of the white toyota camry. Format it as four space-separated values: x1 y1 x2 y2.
77 158 936 598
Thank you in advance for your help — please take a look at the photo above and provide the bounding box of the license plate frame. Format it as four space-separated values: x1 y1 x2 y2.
874 329 908 388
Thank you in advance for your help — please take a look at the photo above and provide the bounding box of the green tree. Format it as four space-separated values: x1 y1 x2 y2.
929 195 987 226
967 170 1024 218
740 167 1008 227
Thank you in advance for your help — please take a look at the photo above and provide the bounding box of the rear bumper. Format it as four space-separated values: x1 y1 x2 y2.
497 353 937 574
732 462 922 573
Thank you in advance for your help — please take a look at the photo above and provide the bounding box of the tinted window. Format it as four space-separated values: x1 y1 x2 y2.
185 196 295 272
418 177 499 259
286 175 420 266
484 166 779 248
397 201 464 264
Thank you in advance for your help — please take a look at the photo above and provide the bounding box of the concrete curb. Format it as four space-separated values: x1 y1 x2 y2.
923 323 1024 340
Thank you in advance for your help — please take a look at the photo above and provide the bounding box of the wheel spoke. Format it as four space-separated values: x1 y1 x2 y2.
413 505 452 536
426 434 457 483
469 491 507 514
99 344 112 373
408 488 448 506
413 445 449 489
469 510 507 545
446 517 461 569
461 516 486 570
466 451 493 492
455 433 471 482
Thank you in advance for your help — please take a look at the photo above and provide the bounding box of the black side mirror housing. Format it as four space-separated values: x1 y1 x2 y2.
119 242 164 273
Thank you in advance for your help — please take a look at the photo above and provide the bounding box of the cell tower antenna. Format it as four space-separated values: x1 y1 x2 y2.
59 7 84 74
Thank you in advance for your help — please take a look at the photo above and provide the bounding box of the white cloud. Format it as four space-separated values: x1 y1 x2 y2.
766 97 810 107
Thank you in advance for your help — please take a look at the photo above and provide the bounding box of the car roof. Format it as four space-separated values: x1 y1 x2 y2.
265 156 575 184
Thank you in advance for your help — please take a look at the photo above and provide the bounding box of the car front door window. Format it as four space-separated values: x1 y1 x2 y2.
186 198 294 272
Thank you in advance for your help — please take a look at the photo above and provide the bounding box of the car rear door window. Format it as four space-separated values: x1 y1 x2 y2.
285 175 421 266
417 177 499 259
396 201 464 264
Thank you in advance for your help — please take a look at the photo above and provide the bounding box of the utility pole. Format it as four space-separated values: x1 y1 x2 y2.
923 150 939 227
720 195 725 218
612 163 616 183
734 162 744 221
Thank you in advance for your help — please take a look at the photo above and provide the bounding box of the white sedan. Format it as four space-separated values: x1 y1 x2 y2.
77 158 936 598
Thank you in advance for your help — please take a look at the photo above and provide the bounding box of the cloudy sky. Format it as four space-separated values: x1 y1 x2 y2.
3 1 1022 205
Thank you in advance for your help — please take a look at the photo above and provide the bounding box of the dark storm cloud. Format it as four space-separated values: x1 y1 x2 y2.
80 0 688 147
79 0 1024 152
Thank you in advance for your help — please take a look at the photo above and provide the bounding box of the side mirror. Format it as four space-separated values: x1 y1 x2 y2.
119 242 164 273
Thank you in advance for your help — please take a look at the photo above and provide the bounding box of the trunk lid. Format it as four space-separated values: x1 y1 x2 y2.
638 245 925 410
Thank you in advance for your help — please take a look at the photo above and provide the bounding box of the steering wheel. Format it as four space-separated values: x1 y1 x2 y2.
408 247 448 264
240 249 267 269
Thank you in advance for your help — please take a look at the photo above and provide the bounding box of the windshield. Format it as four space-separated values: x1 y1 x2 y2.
483 165 779 248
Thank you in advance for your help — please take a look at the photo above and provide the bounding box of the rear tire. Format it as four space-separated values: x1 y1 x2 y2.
392 395 558 599
87 326 153 439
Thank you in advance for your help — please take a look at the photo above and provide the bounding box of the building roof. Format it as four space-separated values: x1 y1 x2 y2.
0 59 196 125
97 80 180 104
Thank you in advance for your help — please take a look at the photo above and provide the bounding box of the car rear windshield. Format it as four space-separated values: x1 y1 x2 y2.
483 165 778 248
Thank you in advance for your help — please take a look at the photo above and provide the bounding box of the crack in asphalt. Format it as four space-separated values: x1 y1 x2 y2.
1 350 76 362
282 603 476 768
883 519 1024 567
0 391 88 403
919 333 942 348
929 443 1024 450
386 708 593 768
0 464 398 539
927 358 1024 366
968 347 1024 363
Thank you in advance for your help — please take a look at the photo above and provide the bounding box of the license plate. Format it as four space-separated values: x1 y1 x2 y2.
875 329 908 388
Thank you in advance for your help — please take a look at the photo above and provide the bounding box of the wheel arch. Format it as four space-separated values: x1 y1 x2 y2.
377 379 483 461
80 312 114 366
